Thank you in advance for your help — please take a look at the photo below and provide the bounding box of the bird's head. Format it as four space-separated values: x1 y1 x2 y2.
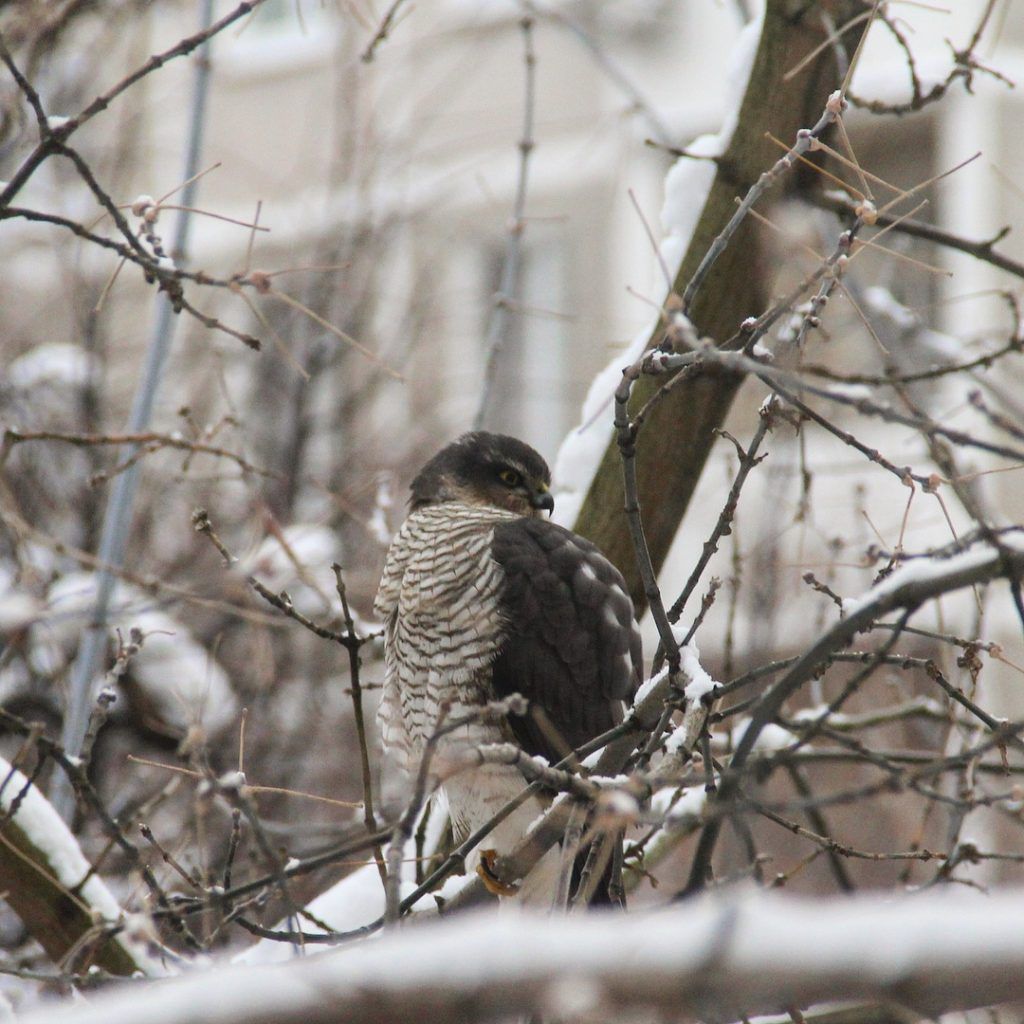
409 432 554 517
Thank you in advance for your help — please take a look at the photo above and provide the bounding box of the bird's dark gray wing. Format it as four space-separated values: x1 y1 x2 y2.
490 517 642 761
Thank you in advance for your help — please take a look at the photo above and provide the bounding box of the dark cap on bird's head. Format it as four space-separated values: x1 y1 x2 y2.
410 432 554 517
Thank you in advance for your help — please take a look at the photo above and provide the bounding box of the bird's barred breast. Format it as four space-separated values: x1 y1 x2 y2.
376 503 518 768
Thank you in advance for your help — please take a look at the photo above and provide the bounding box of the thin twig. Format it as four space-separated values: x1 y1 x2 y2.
474 16 537 429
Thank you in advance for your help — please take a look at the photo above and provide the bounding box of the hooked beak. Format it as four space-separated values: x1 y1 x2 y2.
530 486 554 515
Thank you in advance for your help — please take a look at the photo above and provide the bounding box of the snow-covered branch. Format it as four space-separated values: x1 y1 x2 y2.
24 888 1024 1024
0 757 158 977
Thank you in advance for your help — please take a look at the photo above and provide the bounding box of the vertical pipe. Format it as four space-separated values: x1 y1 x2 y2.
53 0 217 821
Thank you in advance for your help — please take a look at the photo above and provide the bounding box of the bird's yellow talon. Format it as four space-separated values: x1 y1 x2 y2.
477 849 520 897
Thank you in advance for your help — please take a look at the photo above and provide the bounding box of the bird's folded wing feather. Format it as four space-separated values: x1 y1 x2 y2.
490 518 642 762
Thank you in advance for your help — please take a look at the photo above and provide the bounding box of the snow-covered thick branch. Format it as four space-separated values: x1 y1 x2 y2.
23 888 1024 1024
0 757 159 977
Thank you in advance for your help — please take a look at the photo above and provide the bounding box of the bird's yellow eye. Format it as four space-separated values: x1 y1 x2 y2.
498 468 521 487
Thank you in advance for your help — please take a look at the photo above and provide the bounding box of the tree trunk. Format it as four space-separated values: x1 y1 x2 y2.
573 0 867 610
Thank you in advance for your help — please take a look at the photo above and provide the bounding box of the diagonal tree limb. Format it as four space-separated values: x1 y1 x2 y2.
572 0 873 609
0 757 157 977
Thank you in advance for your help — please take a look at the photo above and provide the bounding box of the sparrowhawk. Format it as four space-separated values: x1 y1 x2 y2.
374 431 641 902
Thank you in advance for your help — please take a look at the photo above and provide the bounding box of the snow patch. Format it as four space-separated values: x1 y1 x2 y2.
368 471 395 546
38 573 237 736
825 383 874 401
650 784 707 823
0 588 40 633
842 543 1007 620
239 523 341 616
732 718 795 754
632 665 670 708
918 328 962 362
8 343 97 390
863 285 918 330
681 643 718 702
236 843 422 965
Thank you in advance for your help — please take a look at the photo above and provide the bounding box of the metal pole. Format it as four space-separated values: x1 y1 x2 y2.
53 0 217 820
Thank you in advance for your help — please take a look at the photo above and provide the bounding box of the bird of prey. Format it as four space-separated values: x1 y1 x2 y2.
374 431 642 903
